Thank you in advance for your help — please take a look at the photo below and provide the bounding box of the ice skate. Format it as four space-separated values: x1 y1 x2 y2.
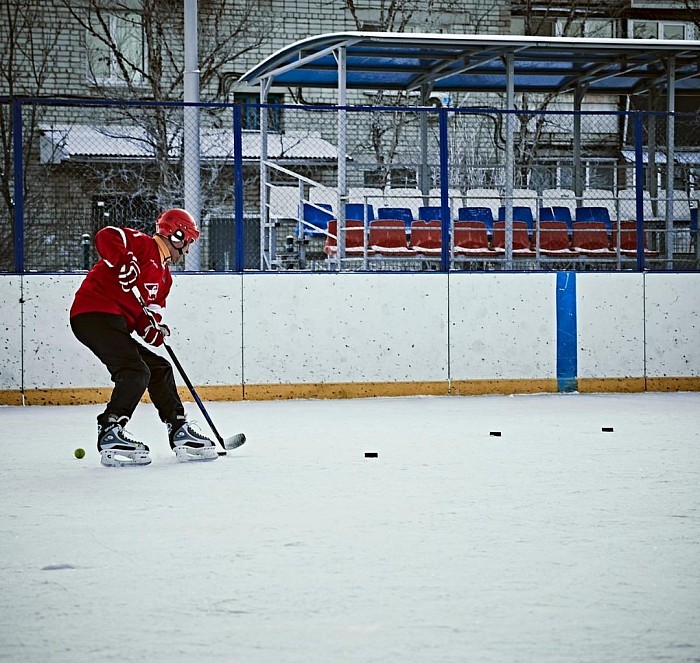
168 420 219 462
98 414 151 467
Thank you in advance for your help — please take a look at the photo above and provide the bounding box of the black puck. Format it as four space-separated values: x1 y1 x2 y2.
364 452 378 458
602 427 614 432
489 431 502 437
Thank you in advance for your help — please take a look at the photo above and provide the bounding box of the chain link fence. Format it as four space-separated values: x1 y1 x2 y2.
2 98 698 273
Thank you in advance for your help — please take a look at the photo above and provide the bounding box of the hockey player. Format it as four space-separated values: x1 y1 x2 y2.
70 208 218 467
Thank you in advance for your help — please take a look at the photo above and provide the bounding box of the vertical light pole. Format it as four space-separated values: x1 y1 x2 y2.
183 0 201 270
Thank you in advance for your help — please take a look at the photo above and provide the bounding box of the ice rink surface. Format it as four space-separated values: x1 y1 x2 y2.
1 392 699 663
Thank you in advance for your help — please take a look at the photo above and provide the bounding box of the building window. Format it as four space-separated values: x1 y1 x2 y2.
234 93 284 132
512 16 615 38
86 11 147 86
364 167 417 188
556 18 615 38
630 20 694 40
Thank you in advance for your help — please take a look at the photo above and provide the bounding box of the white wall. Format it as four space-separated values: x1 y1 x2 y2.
576 273 646 379
645 273 700 379
1 272 699 401
449 273 557 381
242 273 448 385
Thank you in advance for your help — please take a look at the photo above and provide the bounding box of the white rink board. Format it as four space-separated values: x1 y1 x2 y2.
645 273 700 378
242 273 448 384
17 274 243 391
165 274 244 386
449 273 557 380
576 273 645 379
21 275 107 391
2 272 700 396
0 276 22 391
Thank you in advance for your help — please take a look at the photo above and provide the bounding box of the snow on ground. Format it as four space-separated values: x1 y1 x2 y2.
1 392 699 663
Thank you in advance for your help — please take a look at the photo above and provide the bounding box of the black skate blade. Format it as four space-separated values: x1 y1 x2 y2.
223 433 246 451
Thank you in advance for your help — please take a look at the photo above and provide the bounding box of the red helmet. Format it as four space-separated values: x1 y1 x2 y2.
156 208 200 246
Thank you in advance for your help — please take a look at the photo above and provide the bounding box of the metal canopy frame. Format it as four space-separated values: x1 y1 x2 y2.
239 32 700 270
240 32 700 96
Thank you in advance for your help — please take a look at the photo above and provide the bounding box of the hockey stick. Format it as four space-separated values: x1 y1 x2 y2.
131 287 246 455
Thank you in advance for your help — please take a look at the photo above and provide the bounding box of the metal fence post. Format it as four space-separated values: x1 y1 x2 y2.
233 104 245 272
439 107 449 272
633 111 646 272
12 99 24 273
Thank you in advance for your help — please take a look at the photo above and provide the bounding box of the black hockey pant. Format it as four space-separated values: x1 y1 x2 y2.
70 312 184 426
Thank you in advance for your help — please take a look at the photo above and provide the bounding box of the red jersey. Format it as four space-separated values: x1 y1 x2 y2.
70 226 172 332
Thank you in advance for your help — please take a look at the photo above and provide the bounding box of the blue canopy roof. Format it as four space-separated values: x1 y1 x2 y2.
239 32 700 96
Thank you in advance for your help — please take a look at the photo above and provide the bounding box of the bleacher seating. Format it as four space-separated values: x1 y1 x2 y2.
458 207 495 234
537 221 572 256
491 221 532 253
498 206 535 235
540 206 573 233
418 206 443 222
410 221 442 256
575 206 613 234
302 202 334 236
572 222 613 255
615 221 659 259
345 203 375 222
453 221 492 257
581 189 617 222
324 220 368 257
377 207 414 229
368 219 413 256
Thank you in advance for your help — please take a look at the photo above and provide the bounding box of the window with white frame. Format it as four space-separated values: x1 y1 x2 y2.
630 20 694 40
85 11 147 86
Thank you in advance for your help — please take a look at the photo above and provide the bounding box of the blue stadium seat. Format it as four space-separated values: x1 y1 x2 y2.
458 206 494 234
418 206 443 222
498 206 535 234
302 202 334 236
540 206 573 233
345 203 375 222
377 207 414 229
576 206 612 234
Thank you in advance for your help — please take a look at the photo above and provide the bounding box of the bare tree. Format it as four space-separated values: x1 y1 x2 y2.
510 0 627 187
337 0 496 188
60 0 271 211
0 3 64 270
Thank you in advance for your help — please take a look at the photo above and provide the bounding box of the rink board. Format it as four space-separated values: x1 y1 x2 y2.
0 272 698 403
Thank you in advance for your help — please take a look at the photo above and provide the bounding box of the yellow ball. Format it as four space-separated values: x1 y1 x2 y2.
74 448 86 459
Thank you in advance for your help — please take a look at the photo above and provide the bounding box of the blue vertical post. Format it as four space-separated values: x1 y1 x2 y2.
438 107 449 272
12 99 24 273
556 272 578 392
232 105 245 272
633 112 645 272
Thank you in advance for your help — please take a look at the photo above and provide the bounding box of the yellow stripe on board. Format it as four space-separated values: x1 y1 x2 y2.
450 379 558 396
577 378 647 393
2 377 699 406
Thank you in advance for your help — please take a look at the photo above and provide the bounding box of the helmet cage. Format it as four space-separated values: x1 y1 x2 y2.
155 209 199 253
